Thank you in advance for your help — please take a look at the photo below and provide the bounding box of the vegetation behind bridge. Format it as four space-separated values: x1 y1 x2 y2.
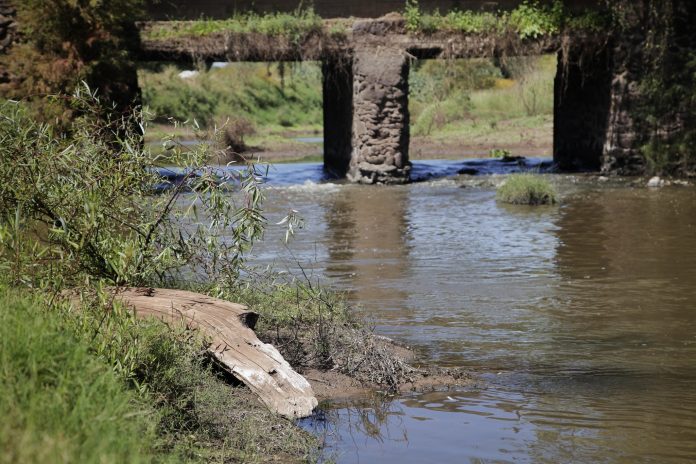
0 0 143 126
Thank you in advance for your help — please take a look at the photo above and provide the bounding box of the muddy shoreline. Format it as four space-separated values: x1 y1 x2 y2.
228 138 552 164
302 339 473 403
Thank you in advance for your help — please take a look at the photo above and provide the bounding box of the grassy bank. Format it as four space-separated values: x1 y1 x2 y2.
139 53 556 160
0 90 447 463
0 286 319 463
409 54 555 157
0 290 157 464
139 62 322 132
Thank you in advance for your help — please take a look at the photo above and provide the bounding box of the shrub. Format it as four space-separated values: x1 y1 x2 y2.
508 1 563 39
0 86 267 289
496 174 558 205
219 116 257 153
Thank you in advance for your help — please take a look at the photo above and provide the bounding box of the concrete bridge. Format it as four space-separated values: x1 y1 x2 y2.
136 1 687 183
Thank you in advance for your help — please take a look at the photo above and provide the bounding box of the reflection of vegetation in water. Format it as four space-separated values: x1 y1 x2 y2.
308 395 407 450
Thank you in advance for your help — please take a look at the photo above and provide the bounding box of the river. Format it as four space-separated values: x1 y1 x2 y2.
241 159 696 463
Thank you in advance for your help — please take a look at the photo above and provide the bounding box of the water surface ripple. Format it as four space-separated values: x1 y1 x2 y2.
245 160 696 463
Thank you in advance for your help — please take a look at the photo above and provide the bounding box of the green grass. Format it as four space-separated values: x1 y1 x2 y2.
410 54 555 143
496 174 558 205
144 8 322 40
404 0 608 38
139 62 322 130
0 286 319 463
140 53 556 158
0 290 158 464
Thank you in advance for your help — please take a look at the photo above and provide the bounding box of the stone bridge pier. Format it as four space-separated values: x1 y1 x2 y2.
349 47 411 184
323 47 411 184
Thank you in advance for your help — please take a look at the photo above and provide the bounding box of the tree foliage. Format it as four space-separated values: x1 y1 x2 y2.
1 0 143 124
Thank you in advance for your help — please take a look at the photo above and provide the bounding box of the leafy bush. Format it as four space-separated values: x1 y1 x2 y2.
508 1 563 39
404 0 424 33
496 174 558 205
0 86 267 289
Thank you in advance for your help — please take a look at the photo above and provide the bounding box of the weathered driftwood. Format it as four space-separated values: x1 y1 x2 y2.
109 287 317 419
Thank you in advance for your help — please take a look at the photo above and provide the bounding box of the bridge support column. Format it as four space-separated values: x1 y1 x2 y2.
348 47 411 184
322 54 353 177
553 42 612 171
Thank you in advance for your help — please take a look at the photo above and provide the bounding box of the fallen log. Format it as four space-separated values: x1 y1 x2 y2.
103 287 317 419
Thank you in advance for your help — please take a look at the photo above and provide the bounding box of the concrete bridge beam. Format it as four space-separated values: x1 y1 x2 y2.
348 47 411 184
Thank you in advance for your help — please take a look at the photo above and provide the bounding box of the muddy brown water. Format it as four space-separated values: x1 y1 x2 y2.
237 160 696 463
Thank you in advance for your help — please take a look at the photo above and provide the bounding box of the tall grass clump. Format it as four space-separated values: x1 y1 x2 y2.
496 174 557 205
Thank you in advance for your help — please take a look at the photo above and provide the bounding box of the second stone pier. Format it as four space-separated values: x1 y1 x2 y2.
348 47 411 184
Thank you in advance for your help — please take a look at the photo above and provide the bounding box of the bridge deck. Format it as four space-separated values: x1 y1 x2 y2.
138 17 578 63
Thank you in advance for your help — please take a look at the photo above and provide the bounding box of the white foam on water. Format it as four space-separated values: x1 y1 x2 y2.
274 180 342 193
413 178 460 189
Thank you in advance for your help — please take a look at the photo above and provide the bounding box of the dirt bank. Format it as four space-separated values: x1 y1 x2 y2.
229 136 551 165
296 336 472 402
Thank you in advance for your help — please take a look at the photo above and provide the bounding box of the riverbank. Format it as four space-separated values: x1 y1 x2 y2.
0 92 471 463
140 55 556 165
0 278 470 463
145 115 552 165
225 280 472 402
